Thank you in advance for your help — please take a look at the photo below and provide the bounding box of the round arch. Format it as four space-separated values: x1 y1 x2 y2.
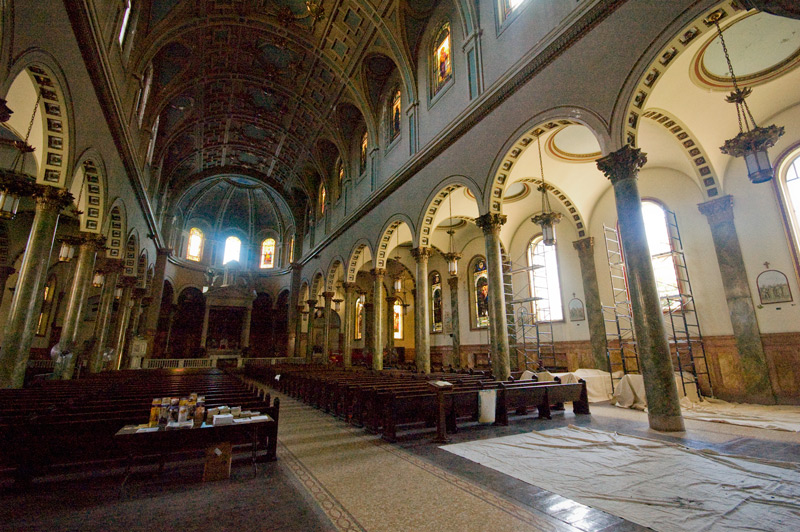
417 175 482 248
345 240 374 283
375 215 415 269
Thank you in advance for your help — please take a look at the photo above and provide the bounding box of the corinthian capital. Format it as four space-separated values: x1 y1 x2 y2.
596 145 647 184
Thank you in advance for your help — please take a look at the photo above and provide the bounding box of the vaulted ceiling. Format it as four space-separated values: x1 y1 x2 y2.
132 0 431 221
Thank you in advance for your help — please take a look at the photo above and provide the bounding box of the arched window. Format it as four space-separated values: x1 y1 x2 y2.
223 236 241 265
432 22 452 96
288 235 295 263
500 0 526 23
472 257 489 328
260 238 276 269
389 89 401 142
641 200 681 310
778 153 800 273
118 0 132 46
360 131 368 174
527 237 563 321
354 295 364 340
393 299 404 339
430 271 443 333
319 184 327 215
337 162 344 198
186 227 204 262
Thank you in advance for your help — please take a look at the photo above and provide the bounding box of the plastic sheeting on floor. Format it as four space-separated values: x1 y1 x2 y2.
680 397 800 433
442 426 800 532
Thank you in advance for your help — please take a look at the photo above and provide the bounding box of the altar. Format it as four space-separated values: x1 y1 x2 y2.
200 282 257 355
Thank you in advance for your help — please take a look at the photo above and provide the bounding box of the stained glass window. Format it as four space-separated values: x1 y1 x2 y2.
338 162 344 192
261 238 276 269
432 23 452 96
360 132 368 174
393 300 403 339
223 236 241 265
473 258 489 328
319 184 326 215
187 227 203 262
355 296 364 340
288 236 295 263
389 89 401 141
527 237 563 321
430 271 443 333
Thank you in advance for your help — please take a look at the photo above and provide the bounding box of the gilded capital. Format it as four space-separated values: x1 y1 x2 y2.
322 291 335 300
475 213 507 233
698 195 734 225
596 145 647 184
410 247 433 262
370 268 386 279
342 282 358 292
572 237 595 253
33 185 74 211
447 275 459 289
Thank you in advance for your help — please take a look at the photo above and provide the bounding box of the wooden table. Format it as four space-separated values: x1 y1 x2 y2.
114 415 276 491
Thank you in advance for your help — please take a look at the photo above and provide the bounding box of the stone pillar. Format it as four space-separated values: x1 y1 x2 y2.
411 248 432 373
241 306 253 350
200 304 211 348
447 275 462 369
112 277 137 370
597 145 684 432
475 213 511 380
306 298 318 363
143 247 170 355
0 266 16 310
321 291 334 364
294 305 305 358
90 259 123 373
342 282 357 367
573 237 609 371
385 294 397 364
363 301 374 362
370 268 386 370
163 305 177 357
287 262 303 355
0 186 72 388
698 195 775 402
58 235 104 379
122 288 146 369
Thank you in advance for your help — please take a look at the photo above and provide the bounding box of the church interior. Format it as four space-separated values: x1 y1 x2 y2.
1 1 799 531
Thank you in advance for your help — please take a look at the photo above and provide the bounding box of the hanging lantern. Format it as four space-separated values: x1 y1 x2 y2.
333 298 343 312
92 270 105 288
0 95 39 220
58 239 76 262
444 251 461 277
393 275 403 293
531 135 561 246
114 286 123 299
710 12 784 184
444 191 461 276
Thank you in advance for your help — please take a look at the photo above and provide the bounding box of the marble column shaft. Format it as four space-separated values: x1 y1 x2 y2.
90 261 122 373
306 298 318 363
342 283 357 367
447 275 461 369
241 306 253 349
200 304 211 348
60 236 103 379
112 278 137 370
322 291 334 364
475 213 511 380
294 305 305 359
698 195 774 402
363 301 374 362
142 248 170 350
287 263 303 356
412 248 432 373
597 145 684 432
0 187 71 388
573 237 609 371
371 269 386 370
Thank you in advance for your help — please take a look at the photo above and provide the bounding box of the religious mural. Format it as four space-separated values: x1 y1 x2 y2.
432 23 452 96
757 270 792 305
474 258 489 328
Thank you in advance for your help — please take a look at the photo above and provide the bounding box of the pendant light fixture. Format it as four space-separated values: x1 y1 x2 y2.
443 189 461 276
393 228 403 293
0 93 40 219
531 134 561 245
710 11 784 184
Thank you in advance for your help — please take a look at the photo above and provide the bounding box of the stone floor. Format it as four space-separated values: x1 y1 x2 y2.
2 388 799 532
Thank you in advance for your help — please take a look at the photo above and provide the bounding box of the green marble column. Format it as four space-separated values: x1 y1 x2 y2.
322 291 334 364
241 305 252 350
342 283 357 368
294 305 306 359
122 288 146 369
371 268 386 370
58 234 104 379
475 213 511 380
597 145 684 432
363 300 374 363
90 260 122 372
573 237 609 370
143 247 170 356
447 275 462 369
698 195 775 402
200 303 210 348
0 186 72 388
412 247 432 373
112 277 137 370
287 263 303 356
306 298 317 363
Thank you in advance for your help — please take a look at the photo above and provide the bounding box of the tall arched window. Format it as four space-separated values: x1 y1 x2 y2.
186 227 204 262
261 238 276 269
393 299 404 339
319 184 327 215
389 89 401 141
360 131 368 174
432 22 452 96
354 295 364 340
472 257 489 328
500 0 526 23
118 0 132 45
641 200 681 310
223 236 241 264
778 153 800 274
527 237 564 321
337 162 344 199
288 235 295 263
430 271 443 333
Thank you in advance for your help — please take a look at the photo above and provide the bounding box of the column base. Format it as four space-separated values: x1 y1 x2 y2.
647 413 685 432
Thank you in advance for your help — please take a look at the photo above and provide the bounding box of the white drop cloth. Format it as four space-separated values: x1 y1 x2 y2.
536 369 614 403
680 397 800 433
612 373 698 409
442 426 800 532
